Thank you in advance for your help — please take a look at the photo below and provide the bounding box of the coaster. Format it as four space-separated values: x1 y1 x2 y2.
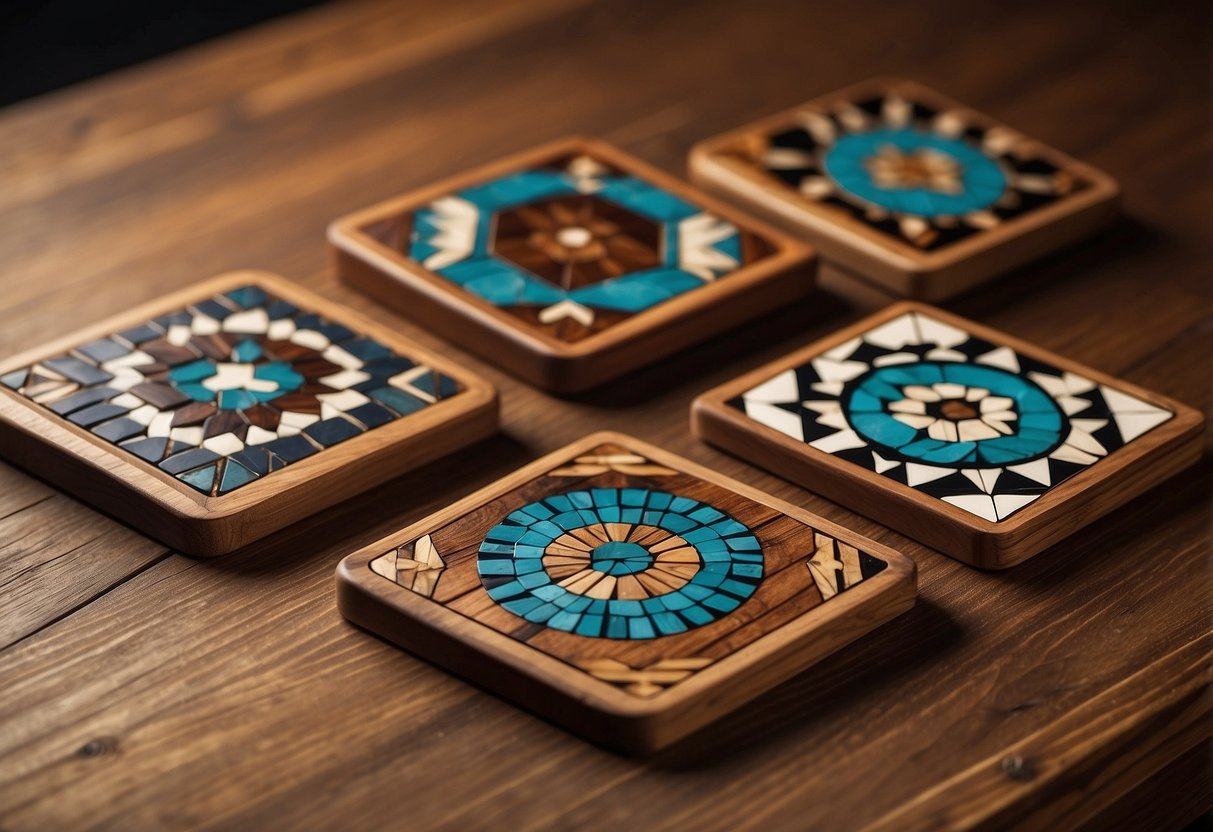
329 137 815 392
336 432 914 752
689 78 1119 301
693 302 1204 568
0 271 497 556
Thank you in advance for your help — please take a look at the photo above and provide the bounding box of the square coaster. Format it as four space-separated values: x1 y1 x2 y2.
693 302 1203 568
0 271 497 556
336 432 915 752
690 78 1119 301
329 137 815 392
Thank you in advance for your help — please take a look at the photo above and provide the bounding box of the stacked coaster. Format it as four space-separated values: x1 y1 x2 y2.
0 271 497 555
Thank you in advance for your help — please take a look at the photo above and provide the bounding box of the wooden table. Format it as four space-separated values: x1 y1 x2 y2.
1 1 1208 829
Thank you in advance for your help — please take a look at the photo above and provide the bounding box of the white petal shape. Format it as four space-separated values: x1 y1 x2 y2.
903 385 941 402
892 413 936 430
933 383 966 399
927 419 959 442
957 419 1000 441
964 387 990 401
980 396 1014 412
888 399 927 414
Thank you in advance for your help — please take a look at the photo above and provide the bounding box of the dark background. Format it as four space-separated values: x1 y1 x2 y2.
0 0 326 107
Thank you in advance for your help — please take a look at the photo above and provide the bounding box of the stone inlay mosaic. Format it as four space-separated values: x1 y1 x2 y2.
728 310 1174 522
724 88 1086 251
0 284 461 496
366 153 774 343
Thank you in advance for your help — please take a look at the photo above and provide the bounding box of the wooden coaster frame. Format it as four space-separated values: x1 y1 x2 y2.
0 271 498 556
329 136 816 393
336 432 915 753
692 301 1204 569
689 78 1120 301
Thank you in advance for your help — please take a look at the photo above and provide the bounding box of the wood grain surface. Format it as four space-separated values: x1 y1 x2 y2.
0 0 1208 829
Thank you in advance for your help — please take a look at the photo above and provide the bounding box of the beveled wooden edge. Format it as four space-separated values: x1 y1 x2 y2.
863 633 1212 831
327 135 817 361
691 301 1206 568
688 77 1121 290
0 270 498 524
336 430 916 746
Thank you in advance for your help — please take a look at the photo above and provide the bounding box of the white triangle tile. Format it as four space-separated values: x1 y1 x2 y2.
905 462 955 486
863 313 920 350
872 452 900 473
1058 395 1091 415
1099 384 1163 414
809 429 868 454
913 313 968 349
1027 371 1068 397
994 493 1039 520
976 346 1020 373
811 357 868 384
1061 371 1096 395
744 401 804 441
942 494 999 522
1113 409 1172 442
1007 458 1052 485
743 369 800 404
1064 424 1108 456
811 381 845 396
803 401 849 430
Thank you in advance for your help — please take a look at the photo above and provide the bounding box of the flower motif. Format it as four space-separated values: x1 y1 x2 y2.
493 195 661 290
887 382 1017 443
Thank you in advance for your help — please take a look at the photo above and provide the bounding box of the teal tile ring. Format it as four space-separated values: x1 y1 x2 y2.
846 362 1065 467
477 488 764 639
823 128 1007 217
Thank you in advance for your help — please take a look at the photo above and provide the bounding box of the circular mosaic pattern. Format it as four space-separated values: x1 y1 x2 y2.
477 488 764 640
846 362 1065 466
823 128 1007 217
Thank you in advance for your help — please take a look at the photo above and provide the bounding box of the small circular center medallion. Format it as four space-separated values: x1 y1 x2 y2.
590 540 653 576
555 225 593 248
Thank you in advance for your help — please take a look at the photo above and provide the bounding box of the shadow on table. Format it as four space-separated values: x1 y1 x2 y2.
650 596 962 768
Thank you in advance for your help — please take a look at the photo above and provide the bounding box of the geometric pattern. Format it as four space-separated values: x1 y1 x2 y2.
577 657 714 697
476 488 764 640
370 534 445 598
399 153 774 342
729 310 1174 522
364 441 892 698
0 284 461 496
806 532 888 601
726 88 1085 251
